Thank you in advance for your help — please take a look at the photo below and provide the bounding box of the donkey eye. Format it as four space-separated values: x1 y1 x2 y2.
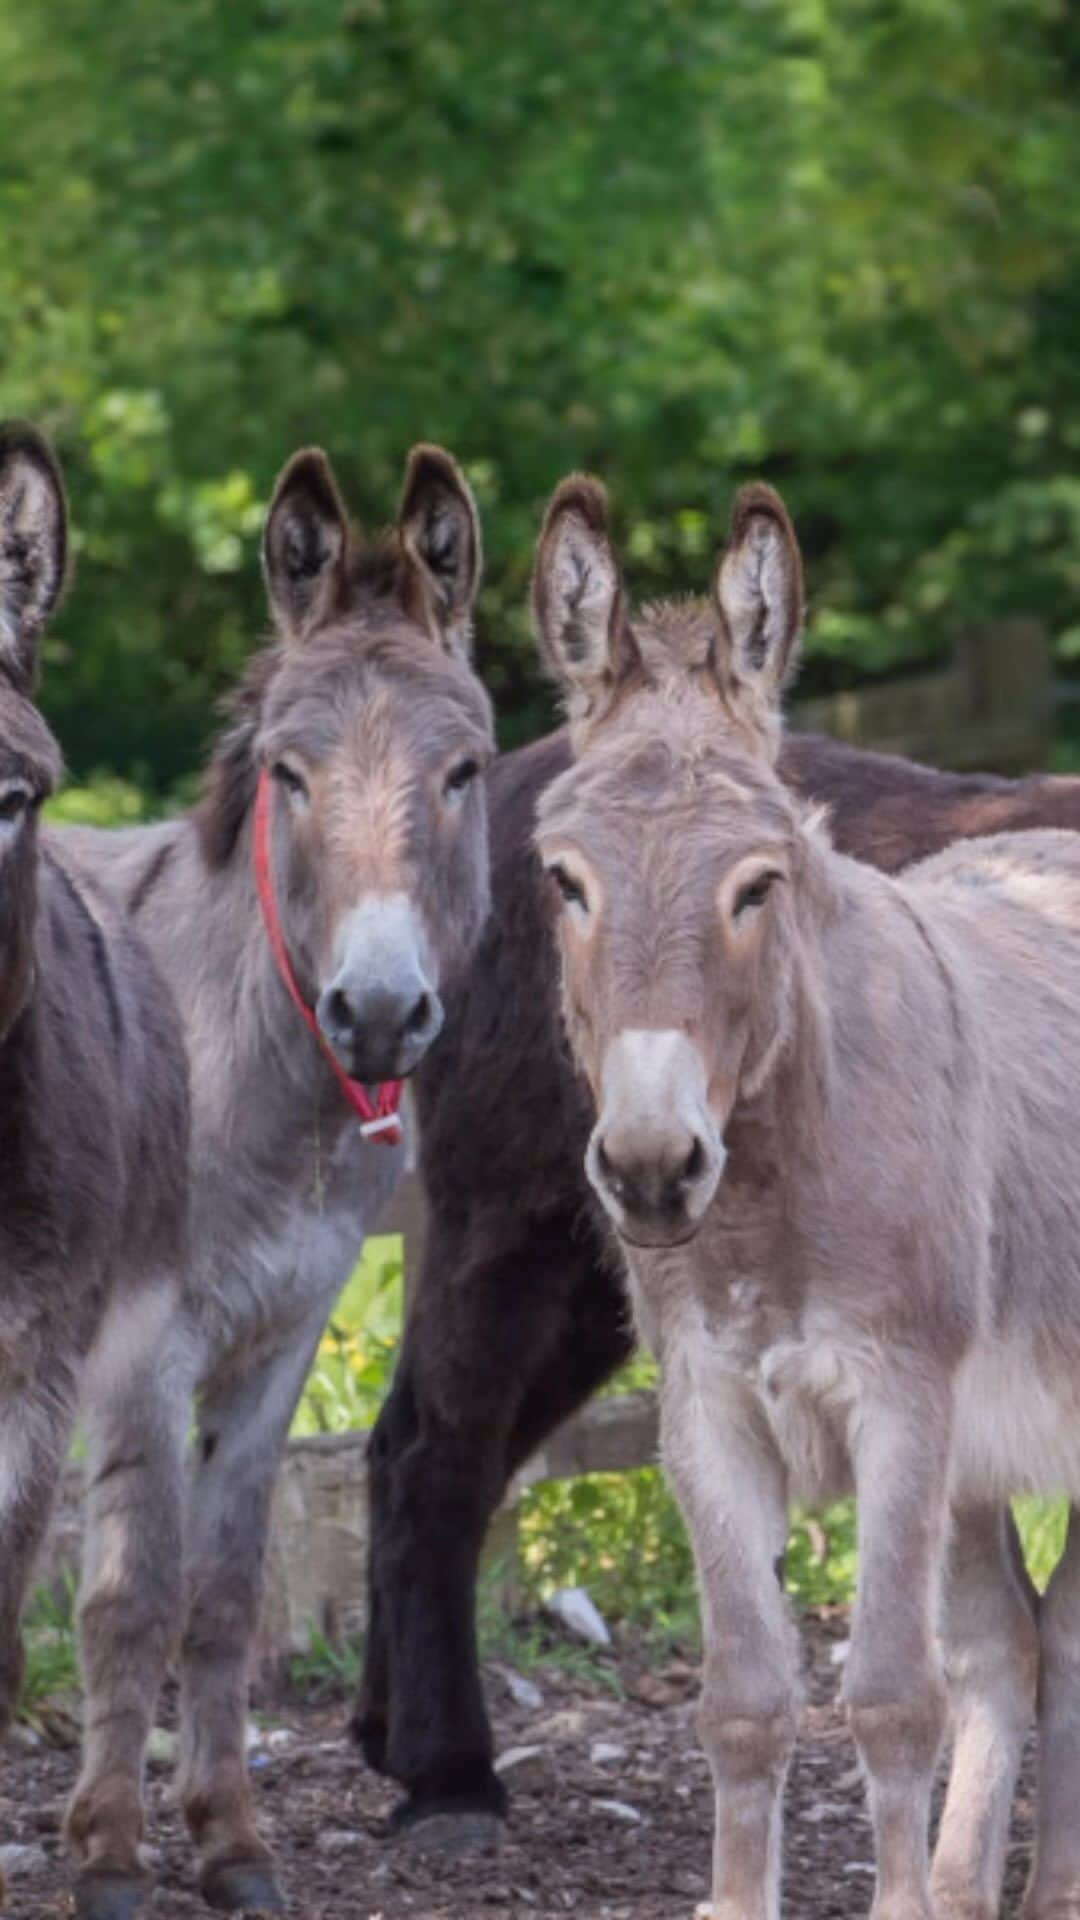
0 785 31 826
549 863 589 912
272 760 308 802
733 870 781 918
444 756 480 799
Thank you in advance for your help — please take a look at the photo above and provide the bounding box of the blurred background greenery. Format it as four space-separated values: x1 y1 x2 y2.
5 0 1080 795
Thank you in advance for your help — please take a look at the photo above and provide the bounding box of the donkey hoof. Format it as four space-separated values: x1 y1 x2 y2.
72 1871 147 1920
201 1861 287 1913
395 1809 504 1857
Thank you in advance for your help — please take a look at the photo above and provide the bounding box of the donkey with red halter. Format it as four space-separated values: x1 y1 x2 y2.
532 474 1080 1920
0 424 190 1920
61 443 492 1914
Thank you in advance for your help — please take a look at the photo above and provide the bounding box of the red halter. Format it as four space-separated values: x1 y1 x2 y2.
253 769 404 1146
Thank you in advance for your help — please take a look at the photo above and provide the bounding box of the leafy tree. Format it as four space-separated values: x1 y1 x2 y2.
2 0 1079 782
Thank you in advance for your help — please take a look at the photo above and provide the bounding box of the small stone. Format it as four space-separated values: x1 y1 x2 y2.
8 1725 41 1753
590 1740 627 1767
494 1744 554 1793
492 1664 544 1711
829 1638 851 1666
631 1673 678 1709
590 1797 643 1825
532 1707 586 1742
0 1843 48 1880
264 1727 295 1751
843 1862 876 1876
146 1726 178 1766
317 1829 363 1855
802 1800 850 1824
545 1587 612 1648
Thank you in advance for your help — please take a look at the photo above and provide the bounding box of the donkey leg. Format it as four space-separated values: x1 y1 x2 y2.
177 1315 325 1914
846 1389 953 1920
931 1504 1039 1920
660 1372 798 1920
66 1293 191 1920
0 1366 81 1732
357 1216 629 1846
1024 1502 1080 1920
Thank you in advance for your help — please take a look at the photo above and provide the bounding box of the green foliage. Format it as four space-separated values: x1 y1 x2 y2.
20 1576 79 1713
287 1625 364 1702
4 0 1080 780
292 1236 403 1436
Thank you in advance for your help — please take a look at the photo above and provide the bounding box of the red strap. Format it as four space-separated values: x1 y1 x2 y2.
253 769 403 1146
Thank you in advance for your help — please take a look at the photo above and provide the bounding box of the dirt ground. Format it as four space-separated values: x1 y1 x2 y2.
0 1610 1036 1920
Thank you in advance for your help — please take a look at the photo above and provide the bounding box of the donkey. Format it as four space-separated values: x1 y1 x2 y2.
59 442 492 1916
361 727 1080 1849
530 471 1080 1920
0 424 190 1919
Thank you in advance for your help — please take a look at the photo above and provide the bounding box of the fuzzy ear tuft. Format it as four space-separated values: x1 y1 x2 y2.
398 444 482 656
532 476 634 728
0 420 68 691
713 482 803 704
262 448 351 642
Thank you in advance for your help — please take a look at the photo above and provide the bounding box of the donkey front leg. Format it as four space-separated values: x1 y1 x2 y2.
1024 1502 1080 1920
931 1505 1039 1920
177 1314 325 1914
661 1374 798 1920
846 1386 953 1920
358 1215 629 1848
0 1363 82 1732
66 1288 191 1920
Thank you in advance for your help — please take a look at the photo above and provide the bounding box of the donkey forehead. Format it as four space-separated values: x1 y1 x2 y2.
538 731 795 855
261 632 492 769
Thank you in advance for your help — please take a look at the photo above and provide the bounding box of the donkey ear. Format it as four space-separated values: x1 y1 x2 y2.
263 448 350 642
713 483 803 705
0 421 68 691
398 444 482 656
532 476 633 723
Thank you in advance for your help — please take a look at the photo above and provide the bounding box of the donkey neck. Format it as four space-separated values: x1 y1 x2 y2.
0 822 40 1045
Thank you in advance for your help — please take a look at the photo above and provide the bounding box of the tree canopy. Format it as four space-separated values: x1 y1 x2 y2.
3 0 1079 783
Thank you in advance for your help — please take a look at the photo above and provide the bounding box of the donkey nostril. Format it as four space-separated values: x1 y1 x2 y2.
404 991 433 1037
327 987 353 1034
596 1139 626 1202
680 1137 707 1186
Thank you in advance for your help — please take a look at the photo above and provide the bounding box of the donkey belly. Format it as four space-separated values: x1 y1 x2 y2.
951 1336 1080 1502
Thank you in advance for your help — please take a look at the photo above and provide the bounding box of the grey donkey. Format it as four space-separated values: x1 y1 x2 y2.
0 422 190 1920
534 471 1080 1920
62 442 493 1914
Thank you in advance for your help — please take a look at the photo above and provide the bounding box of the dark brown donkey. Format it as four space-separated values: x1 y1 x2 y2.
361 616 1080 1848
0 424 189 1919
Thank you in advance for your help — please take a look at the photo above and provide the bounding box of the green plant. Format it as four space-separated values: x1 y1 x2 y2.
292 1236 403 1436
287 1626 364 1702
20 1576 79 1714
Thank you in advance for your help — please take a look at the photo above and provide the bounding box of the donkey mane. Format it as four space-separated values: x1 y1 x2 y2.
194 645 278 870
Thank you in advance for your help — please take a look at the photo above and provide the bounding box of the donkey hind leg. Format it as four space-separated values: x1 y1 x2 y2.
846 1388 953 1920
931 1505 1039 1920
1024 1502 1080 1920
358 1222 630 1848
66 1291 191 1920
177 1313 325 1915
661 1370 798 1920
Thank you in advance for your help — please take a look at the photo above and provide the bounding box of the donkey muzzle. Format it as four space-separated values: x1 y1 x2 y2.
317 894 443 1081
586 1028 725 1246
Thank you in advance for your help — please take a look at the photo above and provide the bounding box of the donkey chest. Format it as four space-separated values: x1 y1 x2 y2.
189 1124 403 1373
